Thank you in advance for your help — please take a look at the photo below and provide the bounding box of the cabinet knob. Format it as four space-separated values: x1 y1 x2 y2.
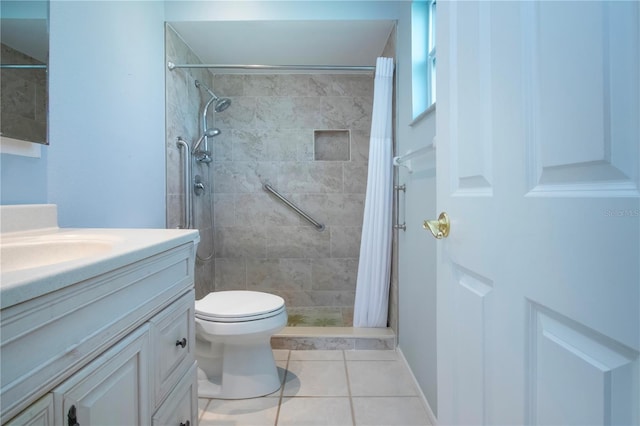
180 421 190 426
68 405 80 426
175 338 187 348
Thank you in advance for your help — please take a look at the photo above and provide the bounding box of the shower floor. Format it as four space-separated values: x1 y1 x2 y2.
286 307 353 327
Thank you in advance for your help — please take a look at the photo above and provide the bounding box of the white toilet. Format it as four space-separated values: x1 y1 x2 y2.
194 290 287 399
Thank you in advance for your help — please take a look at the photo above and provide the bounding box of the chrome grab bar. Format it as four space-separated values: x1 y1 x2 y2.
176 137 192 229
262 183 325 232
393 184 406 231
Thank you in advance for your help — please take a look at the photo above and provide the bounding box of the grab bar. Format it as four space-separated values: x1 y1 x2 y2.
262 183 325 231
176 137 192 229
393 184 406 231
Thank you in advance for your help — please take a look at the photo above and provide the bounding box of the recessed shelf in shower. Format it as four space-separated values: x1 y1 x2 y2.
314 130 350 161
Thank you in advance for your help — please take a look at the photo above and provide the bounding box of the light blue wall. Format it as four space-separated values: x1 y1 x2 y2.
0 151 47 204
47 0 166 228
397 110 437 416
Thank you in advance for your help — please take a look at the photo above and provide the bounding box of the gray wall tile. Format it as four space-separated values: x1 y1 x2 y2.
206 73 374 315
311 258 358 291
246 259 312 292
165 29 398 326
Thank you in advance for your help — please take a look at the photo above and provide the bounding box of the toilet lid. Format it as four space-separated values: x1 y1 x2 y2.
195 291 285 322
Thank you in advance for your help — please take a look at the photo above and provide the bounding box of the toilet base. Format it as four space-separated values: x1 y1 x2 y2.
196 338 282 399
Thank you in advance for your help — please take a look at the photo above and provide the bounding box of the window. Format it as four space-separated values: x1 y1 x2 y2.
411 0 436 119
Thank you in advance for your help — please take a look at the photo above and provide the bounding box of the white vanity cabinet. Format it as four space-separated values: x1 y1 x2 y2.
51 292 196 426
0 226 200 426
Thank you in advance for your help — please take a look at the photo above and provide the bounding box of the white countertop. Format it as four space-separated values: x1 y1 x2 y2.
1 213 199 310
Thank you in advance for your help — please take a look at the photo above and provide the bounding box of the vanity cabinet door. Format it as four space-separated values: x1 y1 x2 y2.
53 325 151 426
5 394 53 426
152 363 197 426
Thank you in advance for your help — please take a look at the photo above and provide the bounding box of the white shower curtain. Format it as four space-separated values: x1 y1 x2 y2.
353 57 394 328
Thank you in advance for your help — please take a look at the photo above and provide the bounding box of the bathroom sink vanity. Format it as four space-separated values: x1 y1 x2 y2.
0 205 200 425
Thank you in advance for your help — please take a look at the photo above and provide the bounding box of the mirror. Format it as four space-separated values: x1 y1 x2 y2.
0 1 49 145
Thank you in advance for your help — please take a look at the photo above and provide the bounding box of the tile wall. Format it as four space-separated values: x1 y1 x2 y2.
210 72 374 325
165 25 215 298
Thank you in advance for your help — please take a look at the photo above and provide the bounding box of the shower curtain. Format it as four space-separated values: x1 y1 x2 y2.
353 57 394 328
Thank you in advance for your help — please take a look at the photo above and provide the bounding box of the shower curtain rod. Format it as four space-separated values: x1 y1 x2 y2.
167 61 375 72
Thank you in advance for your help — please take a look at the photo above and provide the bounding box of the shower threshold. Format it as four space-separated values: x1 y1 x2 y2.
271 326 395 350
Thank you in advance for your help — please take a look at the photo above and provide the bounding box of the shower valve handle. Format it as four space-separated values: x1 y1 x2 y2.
193 174 206 196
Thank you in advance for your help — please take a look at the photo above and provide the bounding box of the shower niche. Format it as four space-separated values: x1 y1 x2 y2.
314 130 350 161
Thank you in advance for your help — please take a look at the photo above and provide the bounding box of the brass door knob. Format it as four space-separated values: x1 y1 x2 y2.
423 212 450 239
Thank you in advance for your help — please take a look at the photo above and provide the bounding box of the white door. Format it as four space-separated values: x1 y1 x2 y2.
436 1 639 425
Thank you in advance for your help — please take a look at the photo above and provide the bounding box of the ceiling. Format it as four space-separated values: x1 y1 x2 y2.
169 20 395 72
0 18 395 72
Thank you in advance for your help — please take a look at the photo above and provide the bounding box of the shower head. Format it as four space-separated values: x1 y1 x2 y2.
214 97 231 113
204 128 221 138
192 127 221 154
194 80 232 112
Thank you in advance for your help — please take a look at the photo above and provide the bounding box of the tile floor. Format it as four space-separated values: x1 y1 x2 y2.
198 349 432 426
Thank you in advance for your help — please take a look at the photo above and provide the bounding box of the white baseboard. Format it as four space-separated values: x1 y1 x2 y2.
397 347 438 426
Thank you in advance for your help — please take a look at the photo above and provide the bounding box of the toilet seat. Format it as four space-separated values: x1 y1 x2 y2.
195 291 285 323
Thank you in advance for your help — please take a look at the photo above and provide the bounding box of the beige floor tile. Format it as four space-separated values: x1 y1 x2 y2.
352 397 431 426
277 397 353 426
197 350 428 426
198 398 210 421
199 398 279 426
347 360 417 397
283 361 349 396
290 350 344 361
344 350 398 361
263 360 288 398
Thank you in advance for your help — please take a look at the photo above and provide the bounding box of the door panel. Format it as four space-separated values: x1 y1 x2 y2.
453 264 493 426
453 0 493 195
524 1 639 195
530 304 637 426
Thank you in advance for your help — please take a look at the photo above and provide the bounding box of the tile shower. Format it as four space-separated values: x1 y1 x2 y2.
166 24 386 328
